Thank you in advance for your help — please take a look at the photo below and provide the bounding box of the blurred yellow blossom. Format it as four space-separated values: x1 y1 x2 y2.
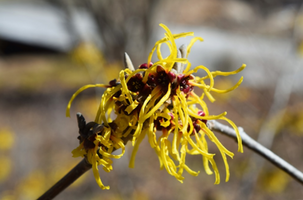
72 42 105 67
67 24 246 189
260 169 289 193
71 42 123 83
16 170 47 199
0 156 12 182
0 128 14 150
1 190 15 200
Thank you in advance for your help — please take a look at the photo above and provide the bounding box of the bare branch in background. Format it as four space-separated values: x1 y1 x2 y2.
210 120 303 185
82 0 160 62
45 0 160 63
238 3 303 199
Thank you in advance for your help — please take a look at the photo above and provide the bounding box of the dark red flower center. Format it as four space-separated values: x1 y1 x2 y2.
127 73 144 92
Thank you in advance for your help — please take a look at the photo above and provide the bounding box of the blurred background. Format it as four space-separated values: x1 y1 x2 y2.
0 0 303 199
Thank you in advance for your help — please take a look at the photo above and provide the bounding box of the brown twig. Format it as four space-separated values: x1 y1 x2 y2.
37 112 133 199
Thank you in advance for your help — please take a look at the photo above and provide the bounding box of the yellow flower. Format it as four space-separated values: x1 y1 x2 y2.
66 23 246 189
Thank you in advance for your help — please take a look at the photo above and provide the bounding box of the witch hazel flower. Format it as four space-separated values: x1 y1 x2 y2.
66 23 246 189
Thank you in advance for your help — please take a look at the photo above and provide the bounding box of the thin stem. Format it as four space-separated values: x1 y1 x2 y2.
37 158 92 200
210 120 303 185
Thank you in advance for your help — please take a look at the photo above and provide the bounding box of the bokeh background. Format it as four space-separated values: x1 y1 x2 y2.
1 0 303 199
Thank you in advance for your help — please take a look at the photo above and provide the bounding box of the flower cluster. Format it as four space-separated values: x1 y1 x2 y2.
66 24 246 190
